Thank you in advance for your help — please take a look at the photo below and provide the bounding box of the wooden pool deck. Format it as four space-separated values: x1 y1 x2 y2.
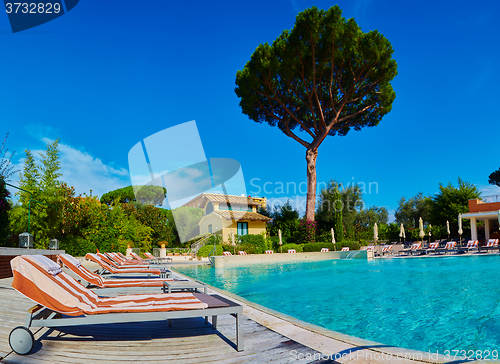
0 262 472 364
0 276 329 364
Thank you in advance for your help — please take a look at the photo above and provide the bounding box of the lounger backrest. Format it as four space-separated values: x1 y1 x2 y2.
58 254 105 287
130 252 143 260
410 243 421 251
491 239 499 247
466 240 478 248
382 245 392 252
223 252 232 256
265 250 273 254
145 252 155 259
429 242 439 249
11 255 207 316
288 249 296 253
365 246 373 251
97 253 122 268
445 241 456 249
238 251 247 255
321 248 329 252
341 247 349 251
85 253 116 272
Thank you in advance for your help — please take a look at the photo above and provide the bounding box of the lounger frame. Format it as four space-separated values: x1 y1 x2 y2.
19 295 244 352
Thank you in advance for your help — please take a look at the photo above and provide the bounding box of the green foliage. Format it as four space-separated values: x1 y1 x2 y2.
237 234 266 254
355 206 388 227
303 243 336 252
0 178 12 246
0 132 17 182
122 203 173 246
428 178 481 236
281 243 303 252
395 192 431 228
170 206 204 243
341 240 361 251
10 140 63 248
100 185 166 206
197 244 223 257
267 200 300 240
489 168 500 187
235 6 397 221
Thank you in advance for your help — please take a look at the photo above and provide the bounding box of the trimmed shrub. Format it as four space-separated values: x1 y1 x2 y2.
237 234 266 254
341 240 361 251
303 243 336 252
197 244 223 257
280 243 303 252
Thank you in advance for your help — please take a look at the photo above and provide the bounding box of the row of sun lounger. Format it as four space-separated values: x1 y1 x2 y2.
7 253 244 355
397 239 499 256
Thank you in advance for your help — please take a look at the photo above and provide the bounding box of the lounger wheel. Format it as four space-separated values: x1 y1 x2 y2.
9 326 34 355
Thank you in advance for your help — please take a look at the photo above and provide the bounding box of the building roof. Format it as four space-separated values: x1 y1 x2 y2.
182 193 264 208
213 210 271 222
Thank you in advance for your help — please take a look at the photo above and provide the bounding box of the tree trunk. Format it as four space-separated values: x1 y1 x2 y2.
305 148 318 221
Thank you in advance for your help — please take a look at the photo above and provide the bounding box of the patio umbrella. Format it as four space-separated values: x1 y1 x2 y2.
419 217 425 242
374 223 379 245
428 224 432 244
446 220 450 240
278 229 282 253
331 227 336 251
458 213 463 245
399 223 405 243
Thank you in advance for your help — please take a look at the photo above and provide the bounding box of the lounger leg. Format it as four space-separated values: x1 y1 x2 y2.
205 316 208 324
168 319 171 327
236 312 243 352
212 315 217 329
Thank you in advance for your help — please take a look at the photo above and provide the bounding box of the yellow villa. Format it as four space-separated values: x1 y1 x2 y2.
182 193 271 243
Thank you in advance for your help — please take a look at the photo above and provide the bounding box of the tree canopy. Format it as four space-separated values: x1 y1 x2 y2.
428 178 481 234
0 132 17 182
100 185 166 206
235 5 397 221
488 168 500 187
394 192 431 228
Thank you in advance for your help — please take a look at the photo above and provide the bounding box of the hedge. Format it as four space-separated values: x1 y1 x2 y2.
197 244 223 257
280 243 303 252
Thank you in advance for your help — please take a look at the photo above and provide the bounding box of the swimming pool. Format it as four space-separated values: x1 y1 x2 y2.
175 255 500 354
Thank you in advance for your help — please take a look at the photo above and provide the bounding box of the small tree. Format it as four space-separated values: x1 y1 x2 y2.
235 6 397 221
394 192 431 228
428 178 481 235
0 132 17 182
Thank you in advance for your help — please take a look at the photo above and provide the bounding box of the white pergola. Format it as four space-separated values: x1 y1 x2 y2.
461 210 500 240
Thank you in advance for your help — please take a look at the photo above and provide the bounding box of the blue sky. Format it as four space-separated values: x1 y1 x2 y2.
1 0 499 219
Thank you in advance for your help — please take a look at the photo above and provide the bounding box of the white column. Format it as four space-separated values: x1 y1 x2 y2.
160 247 167 258
485 219 491 241
126 247 132 257
470 217 477 240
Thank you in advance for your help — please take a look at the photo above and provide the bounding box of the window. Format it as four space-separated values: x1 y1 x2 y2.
208 224 212 233
205 202 214 214
237 222 248 235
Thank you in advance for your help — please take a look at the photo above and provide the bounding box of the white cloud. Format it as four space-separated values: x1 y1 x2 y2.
7 140 130 199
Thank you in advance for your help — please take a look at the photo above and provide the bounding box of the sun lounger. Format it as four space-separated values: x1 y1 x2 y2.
398 242 421 256
58 254 176 291
85 253 169 277
265 250 273 254
435 241 457 255
381 245 393 255
458 240 479 254
8 255 243 355
483 239 499 253
223 252 232 256
425 241 440 255
287 249 296 253
238 251 247 255
99 252 168 270
341 247 350 251
321 248 329 252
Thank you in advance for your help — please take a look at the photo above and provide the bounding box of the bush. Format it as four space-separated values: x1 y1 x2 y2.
197 244 223 257
59 237 96 257
237 234 266 254
280 243 303 252
342 240 361 250
303 243 336 252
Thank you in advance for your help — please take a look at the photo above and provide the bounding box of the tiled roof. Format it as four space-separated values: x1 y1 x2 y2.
213 210 271 222
182 193 263 208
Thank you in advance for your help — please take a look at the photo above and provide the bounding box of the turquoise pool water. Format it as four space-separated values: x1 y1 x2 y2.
175 255 500 354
